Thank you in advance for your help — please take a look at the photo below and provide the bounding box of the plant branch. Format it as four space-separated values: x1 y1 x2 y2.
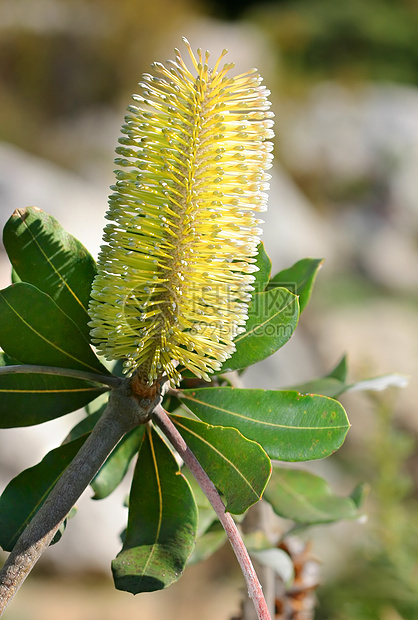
0 379 155 616
152 404 272 620
0 364 121 389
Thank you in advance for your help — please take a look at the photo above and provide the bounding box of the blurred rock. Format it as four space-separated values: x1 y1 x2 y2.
263 166 334 272
278 83 418 293
312 298 416 430
0 142 109 289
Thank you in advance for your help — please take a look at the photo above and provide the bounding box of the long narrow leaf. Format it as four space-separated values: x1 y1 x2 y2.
264 467 362 525
112 426 197 594
253 242 272 293
91 427 145 499
270 258 323 313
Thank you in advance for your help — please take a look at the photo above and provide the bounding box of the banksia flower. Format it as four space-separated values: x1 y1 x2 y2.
89 38 274 386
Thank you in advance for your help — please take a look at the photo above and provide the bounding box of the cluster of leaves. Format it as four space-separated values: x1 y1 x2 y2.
0 207 366 595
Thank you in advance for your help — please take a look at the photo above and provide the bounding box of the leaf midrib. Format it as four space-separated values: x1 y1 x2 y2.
173 417 261 502
269 473 336 521
234 292 297 344
19 213 89 317
181 393 348 431
137 428 163 582
0 289 100 373
0 387 104 394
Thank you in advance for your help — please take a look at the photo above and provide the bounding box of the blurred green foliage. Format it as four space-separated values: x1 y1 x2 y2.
316 392 418 620
0 0 198 156
2 0 418 161
248 0 418 87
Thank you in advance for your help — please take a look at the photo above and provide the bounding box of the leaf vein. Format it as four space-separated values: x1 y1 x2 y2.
234 296 297 343
173 418 260 500
182 395 346 431
0 290 99 373
22 217 89 315
272 474 330 520
138 428 163 581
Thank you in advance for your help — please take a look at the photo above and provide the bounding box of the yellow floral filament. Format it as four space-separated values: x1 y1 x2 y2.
88 38 274 386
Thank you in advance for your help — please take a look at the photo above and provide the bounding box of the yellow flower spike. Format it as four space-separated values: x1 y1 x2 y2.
88 40 274 387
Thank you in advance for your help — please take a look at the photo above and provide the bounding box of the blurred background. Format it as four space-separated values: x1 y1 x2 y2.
0 0 417 618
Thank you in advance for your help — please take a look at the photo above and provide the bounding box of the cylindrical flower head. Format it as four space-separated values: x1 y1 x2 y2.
89 39 274 386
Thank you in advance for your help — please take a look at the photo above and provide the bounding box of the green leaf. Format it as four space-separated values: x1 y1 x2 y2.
3 207 97 340
171 414 271 515
250 548 294 583
11 268 21 284
270 258 323 313
287 355 408 398
286 356 348 397
253 242 272 293
179 387 350 462
112 427 197 594
64 408 103 442
0 352 108 427
264 467 362 525
327 355 348 382
221 287 299 373
285 377 347 398
0 433 90 551
91 427 145 499
0 283 109 375
350 482 370 509
84 393 109 417
187 522 227 565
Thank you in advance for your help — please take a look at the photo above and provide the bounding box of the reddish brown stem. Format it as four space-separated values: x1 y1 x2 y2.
152 404 272 620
